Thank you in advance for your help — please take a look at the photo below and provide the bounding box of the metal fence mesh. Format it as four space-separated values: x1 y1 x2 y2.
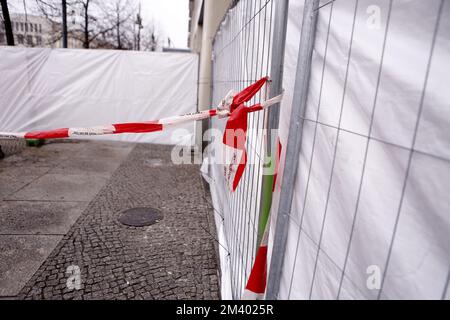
211 0 275 299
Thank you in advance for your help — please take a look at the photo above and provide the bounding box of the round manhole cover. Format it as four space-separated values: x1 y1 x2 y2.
144 159 164 167
118 207 163 227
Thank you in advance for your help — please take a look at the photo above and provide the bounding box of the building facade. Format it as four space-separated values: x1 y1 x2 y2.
0 13 83 48
188 0 232 152
188 0 232 111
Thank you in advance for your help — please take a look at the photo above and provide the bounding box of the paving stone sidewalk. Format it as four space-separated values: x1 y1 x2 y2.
17 143 219 300
0 139 26 158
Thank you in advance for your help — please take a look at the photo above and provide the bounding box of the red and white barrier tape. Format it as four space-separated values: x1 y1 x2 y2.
242 140 282 300
0 109 219 140
0 77 282 194
0 77 282 141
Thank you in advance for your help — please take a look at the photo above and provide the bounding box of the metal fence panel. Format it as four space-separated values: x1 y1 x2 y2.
209 0 450 300
210 0 275 299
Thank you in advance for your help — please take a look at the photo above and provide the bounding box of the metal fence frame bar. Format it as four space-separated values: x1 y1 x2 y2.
266 0 320 300
266 0 289 153
255 0 290 247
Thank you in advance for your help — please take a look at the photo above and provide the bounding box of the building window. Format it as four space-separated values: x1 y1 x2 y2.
26 35 33 46
16 22 19 30
20 22 24 31
35 36 42 46
17 34 24 44
39 24 42 33
25 23 28 32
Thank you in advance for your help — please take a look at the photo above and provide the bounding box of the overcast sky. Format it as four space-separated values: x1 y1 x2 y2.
7 0 189 48
140 0 189 48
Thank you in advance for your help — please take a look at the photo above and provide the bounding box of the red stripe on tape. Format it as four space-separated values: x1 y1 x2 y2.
272 140 282 192
245 245 268 294
232 77 269 108
113 122 163 134
24 128 69 139
247 104 263 113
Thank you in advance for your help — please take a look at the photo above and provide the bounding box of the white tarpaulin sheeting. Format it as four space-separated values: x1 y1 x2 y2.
208 0 449 300
0 47 198 145
269 0 450 300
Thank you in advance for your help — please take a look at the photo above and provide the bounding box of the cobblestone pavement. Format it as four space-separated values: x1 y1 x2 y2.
0 139 26 158
17 143 219 300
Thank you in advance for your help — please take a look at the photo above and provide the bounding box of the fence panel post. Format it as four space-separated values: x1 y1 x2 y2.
266 0 320 300
256 0 290 247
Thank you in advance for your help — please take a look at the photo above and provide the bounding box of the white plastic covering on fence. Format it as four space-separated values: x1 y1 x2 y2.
271 0 450 300
0 47 198 145
209 0 449 299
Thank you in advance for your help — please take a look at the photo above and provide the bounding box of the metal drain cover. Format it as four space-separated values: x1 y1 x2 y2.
144 159 164 167
118 207 163 227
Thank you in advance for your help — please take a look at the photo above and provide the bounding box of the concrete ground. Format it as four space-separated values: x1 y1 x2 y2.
0 140 219 300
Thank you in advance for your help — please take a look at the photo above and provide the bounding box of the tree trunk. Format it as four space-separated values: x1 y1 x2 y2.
117 23 120 49
83 1 90 48
116 8 121 49
1 0 15 46
136 3 142 51
62 0 68 48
